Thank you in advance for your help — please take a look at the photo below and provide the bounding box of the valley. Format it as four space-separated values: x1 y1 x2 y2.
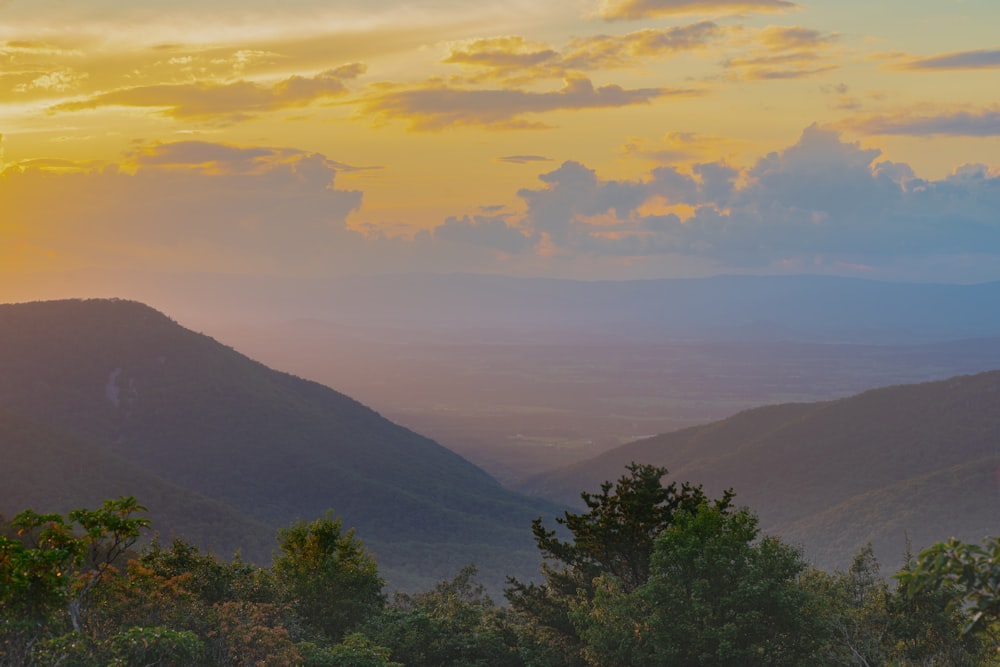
211 319 1000 483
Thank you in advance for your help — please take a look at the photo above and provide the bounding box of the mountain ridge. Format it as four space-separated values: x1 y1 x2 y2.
520 369 1000 570
0 298 558 591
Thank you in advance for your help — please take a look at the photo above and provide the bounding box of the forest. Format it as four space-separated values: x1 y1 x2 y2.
2 464 997 667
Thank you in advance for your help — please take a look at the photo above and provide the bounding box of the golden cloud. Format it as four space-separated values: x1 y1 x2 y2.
442 21 725 85
50 64 365 121
564 21 723 69
362 76 702 131
623 130 733 163
14 69 88 93
444 36 559 71
599 0 796 21
724 25 839 80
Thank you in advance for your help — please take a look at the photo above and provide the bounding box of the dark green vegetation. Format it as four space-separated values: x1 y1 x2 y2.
0 299 559 591
522 369 1000 573
4 466 996 666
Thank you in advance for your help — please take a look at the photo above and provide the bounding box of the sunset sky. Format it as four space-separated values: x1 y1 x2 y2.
2 0 999 285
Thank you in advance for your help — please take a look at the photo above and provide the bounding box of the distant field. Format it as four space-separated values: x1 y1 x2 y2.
211 322 1000 484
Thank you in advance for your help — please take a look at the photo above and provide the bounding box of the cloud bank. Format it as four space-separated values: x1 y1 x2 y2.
3 128 1000 281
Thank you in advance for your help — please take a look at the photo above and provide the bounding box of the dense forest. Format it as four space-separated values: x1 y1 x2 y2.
3 465 997 666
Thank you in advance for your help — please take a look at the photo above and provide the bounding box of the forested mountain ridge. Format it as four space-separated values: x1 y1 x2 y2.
0 298 558 590
520 369 1000 571
0 410 277 560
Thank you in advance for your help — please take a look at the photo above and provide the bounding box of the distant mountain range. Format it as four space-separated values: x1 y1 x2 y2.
5 296 1000 588
520 370 1000 572
0 299 559 591
6 270 1000 344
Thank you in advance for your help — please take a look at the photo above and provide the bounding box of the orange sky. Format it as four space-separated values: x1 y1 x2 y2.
2 0 1000 285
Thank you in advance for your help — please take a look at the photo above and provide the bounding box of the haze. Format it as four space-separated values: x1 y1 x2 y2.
4 0 1000 493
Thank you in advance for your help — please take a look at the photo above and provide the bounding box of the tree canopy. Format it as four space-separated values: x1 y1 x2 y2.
4 468 1000 666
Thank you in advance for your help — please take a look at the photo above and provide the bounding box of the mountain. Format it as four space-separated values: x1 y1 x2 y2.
0 410 276 559
7 270 1000 344
519 370 1000 572
0 298 558 591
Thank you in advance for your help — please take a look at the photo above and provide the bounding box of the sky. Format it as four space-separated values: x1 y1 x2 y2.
2 0 1000 285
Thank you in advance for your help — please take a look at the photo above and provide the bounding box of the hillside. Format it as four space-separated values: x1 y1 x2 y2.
0 299 557 591
0 411 276 559
520 370 1000 571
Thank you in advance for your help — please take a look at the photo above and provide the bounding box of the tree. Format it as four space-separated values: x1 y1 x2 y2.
273 512 384 642
365 564 523 667
805 544 986 666
571 503 821 666
897 536 1000 635
505 463 733 665
1 497 149 665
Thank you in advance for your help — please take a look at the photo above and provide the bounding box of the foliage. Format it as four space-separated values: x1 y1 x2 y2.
6 472 1000 667
33 627 204 667
365 564 523 667
571 503 821 666
897 536 1000 635
505 462 732 665
806 544 986 665
274 512 385 642
298 633 402 667
0 497 149 665
209 600 302 667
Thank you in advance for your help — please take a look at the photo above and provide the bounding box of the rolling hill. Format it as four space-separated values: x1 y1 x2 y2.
519 370 1000 572
0 298 558 591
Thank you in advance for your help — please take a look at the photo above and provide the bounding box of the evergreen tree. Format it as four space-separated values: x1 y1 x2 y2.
505 463 732 665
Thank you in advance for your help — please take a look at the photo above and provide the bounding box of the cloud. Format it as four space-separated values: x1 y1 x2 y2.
517 160 651 243
444 36 559 71
362 76 701 131
497 155 552 164
0 141 364 271
6 129 999 281
725 25 840 80
50 64 366 121
13 69 88 93
845 107 1000 136
436 125 1000 270
434 213 535 253
623 131 727 163
756 26 835 50
443 22 724 81
599 0 796 21
563 21 723 69
896 49 1000 71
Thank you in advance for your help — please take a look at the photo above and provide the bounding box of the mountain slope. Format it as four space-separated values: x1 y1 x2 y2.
521 370 1000 570
0 411 277 559
0 299 557 589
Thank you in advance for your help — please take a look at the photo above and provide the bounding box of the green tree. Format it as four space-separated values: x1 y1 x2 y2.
571 503 821 666
298 632 402 667
505 463 732 666
806 544 986 666
897 536 1000 635
365 564 523 667
273 512 384 642
0 497 149 665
